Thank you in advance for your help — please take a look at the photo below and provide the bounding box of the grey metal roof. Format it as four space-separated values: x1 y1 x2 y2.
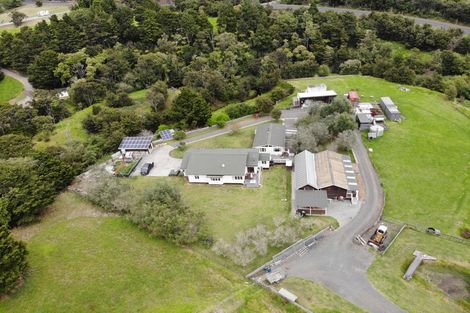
295 190 328 208
356 113 373 124
253 123 286 148
181 149 259 176
118 136 153 151
260 153 271 162
380 97 395 107
294 150 317 189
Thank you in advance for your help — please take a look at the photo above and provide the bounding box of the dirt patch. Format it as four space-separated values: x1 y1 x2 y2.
425 268 470 300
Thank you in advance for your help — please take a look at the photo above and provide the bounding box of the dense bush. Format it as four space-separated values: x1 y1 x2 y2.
0 226 27 295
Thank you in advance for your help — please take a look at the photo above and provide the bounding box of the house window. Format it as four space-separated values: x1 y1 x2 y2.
260 148 266 152
194 176 199 179
274 148 281 152
210 177 221 181
262 161 266 164
235 176 243 180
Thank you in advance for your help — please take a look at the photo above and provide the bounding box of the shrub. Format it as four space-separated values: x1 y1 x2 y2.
318 64 330 77
225 102 257 119
35 0 42 7
256 96 274 114
173 130 186 140
271 108 281 121
209 112 230 128
105 91 133 108
0 226 27 294
129 183 206 245
86 174 132 213
336 130 356 151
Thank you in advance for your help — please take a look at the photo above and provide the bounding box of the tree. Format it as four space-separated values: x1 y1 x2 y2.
271 108 281 121
146 81 168 111
105 91 133 108
328 112 356 136
27 50 61 89
170 88 211 128
339 59 362 75
336 130 355 151
0 134 32 159
0 226 27 294
129 183 206 245
444 83 457 100
256 96 274 114
70 79 105 108
10 11 26 27
318 64 330 77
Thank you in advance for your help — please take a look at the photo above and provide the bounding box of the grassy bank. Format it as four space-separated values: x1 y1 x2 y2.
1 192 301 313
0 76 23 103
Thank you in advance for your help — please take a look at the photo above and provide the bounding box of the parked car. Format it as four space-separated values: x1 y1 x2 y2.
426 227 441 235
140 162 154 175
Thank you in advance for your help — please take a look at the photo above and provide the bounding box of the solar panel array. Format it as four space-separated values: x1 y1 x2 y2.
118 136 153 150
160 129 174 141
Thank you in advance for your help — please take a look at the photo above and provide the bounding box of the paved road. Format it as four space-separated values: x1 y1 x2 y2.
1 68 34 106
277 132 406 313
265 1 470 35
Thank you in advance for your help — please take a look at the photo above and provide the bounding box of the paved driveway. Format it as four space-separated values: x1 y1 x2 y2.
132 145 181 177
274 132 406 313
1 68 34 106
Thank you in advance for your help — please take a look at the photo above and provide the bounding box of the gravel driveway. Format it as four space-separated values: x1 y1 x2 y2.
132 145 181 177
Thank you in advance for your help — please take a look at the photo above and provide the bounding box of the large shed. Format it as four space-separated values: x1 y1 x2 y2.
379 97 401 121
294 150 358 201
295 190 329 215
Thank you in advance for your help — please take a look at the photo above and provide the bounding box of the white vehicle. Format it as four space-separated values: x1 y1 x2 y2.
368 224 388 248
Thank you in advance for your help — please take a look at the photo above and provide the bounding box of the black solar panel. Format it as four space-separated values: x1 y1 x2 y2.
118 136 153 150
160 129 174 140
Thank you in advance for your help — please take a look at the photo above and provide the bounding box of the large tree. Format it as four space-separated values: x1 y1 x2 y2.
170 88 211 128
27 50 61 89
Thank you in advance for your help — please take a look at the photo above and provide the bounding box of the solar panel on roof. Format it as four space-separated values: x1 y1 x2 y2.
118 136 153 150
160 129 174 140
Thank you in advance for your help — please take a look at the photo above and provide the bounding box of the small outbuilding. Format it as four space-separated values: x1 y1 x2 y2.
379 97 401 121
356 113 373 131
118 136 154 155
347 91 360 104
295 190 329 215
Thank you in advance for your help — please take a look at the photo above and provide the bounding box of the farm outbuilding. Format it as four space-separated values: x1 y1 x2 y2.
295 190 329 215
380 97 401 121
356 113 373 131
347 91 360 104
293 84 337 107
294 150 358 202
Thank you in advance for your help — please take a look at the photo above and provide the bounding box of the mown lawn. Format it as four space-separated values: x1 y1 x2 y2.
0 76 23 103
131 167 295 240
368 229 470 313
170 123 259 158
279 277 367 313
287 75 470 235
1 192 301 313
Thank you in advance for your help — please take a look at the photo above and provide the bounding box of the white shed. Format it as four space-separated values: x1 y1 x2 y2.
278 288 298 302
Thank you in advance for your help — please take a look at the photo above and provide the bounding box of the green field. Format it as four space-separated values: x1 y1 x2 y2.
368 229 470 313
0 192 301 313
0 76 23 104
280 278 366 313
287 75 470 235
35 104 94 148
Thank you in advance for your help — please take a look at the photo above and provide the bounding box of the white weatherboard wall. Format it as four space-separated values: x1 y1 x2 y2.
255 145 287 156
187 175 245 185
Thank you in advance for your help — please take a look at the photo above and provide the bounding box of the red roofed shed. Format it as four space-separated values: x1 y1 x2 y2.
348 91 360 104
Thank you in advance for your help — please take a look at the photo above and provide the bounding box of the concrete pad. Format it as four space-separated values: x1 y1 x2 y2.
327 200 361 227
132 145 181 177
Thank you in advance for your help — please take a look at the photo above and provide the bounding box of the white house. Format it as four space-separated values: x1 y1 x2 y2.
252 123 292 166
180 149 263 186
